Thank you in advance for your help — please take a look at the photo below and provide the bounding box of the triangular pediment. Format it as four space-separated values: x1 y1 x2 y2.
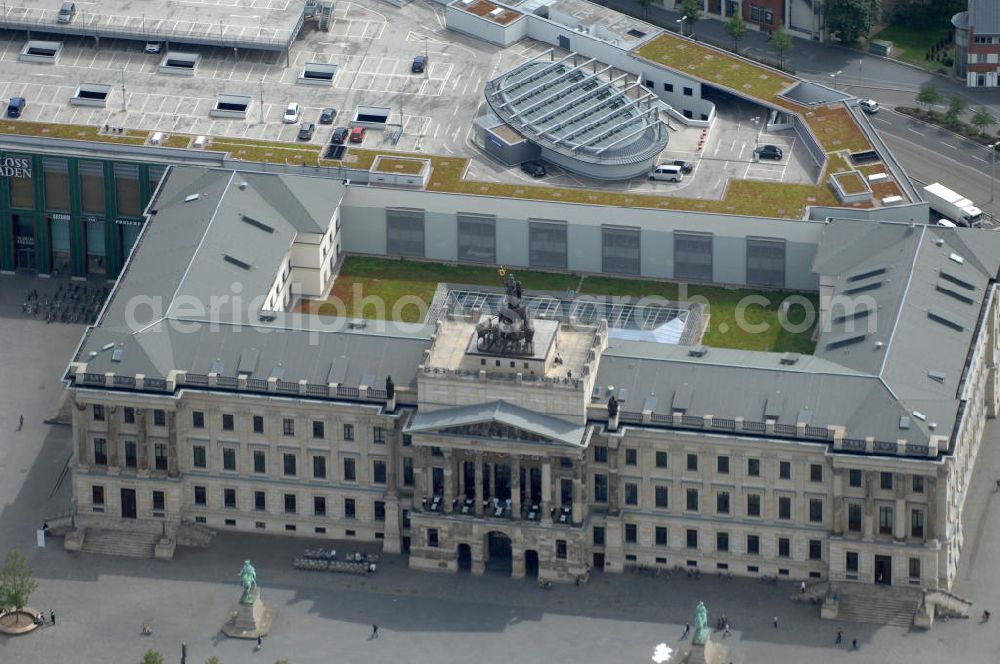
405 400 586 447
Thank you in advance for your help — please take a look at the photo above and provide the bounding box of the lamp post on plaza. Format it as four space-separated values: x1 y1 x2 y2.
751 115 761 158
830 69 842 90
989 142 998 204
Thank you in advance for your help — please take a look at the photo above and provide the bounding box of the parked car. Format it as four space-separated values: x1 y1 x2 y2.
756 144 783 160
520 161 546 178
672 160 694 174
6 97 25 119
144 42 163 54
349 126 366 143
859 99 879 114
319 107 336 124
649 163 684 182
282 102 301 124
411 54 428 73
57 2 76 23
297 122 316 141
331 127 350 145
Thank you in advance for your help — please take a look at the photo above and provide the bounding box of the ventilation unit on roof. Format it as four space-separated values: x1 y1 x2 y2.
898 415 910 430
223 254 251 270
238 181 248 190
936 284 975 305
949 253 965 264
912 410 927 421
241 214 275 234
111 346 123 363
258 311 277 322
688 346 707 357
844 280 882 295
489 7 503 15
928 422 937 430
927 311 964 332
846 266 887 282
825 333 867 350
184 193 199 202
779 353 800 365
928 370 946 383
940 271 976 291
347 319 367 329
461 0 474 4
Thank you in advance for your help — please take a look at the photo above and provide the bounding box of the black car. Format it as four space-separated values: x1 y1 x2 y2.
411 55 427 73
297 122 316 141
6 97 25 118
672 160 693 174
319 107 336 124
520 161 546 178
331 127 349 145
756 144 783 160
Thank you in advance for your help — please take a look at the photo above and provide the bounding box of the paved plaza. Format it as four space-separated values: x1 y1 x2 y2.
2 272 1000 663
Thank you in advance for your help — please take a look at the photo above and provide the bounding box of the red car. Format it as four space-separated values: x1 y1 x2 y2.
349 126 366 143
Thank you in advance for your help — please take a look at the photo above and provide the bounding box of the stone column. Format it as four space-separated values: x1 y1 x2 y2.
926 476 938 541
894 497 907 540
541 462 552 520
443 451 454 512
862 471 875 539
383 495 402 554
137 409 150 473
72 403 89 468
457 458 465 499
166 410 179 477
474 453 484 516
832 469 844 536
107 406 120 468
511 455 521 519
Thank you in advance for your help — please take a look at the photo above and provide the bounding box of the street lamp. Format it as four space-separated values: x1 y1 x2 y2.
830 69 842 89
675 18 684 37
989 142 998 204
751 115 761 157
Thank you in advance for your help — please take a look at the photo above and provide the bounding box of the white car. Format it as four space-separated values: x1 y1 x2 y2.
144 42 162 54
282 102 301 124
859 99 879 114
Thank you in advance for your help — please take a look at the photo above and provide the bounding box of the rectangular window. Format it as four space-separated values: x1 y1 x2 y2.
44 157 70 211
283 453 297 477
809 498 823 523
663 82 674 92
746 237 786 288
778 496 791 520
686 529 698 549
593 446 608 463
809 539 822 561
154 443 168 471
193 445 206 469
849 469 862 487
625 523 637 543
283 418 295 436
778 537 790 558
717 456 730 474
594 474 608 502
879 505 893 534
912 476 924 493
222 448 236 472
153 410 165 427
343 424 355 441
593 526 606 546
746 534 760 555
93 404 105 421
403 457 414 486
810 464 823 483
373 460 387 484
655 451 668 468
846 551 859 573
457 214 496 264
194 485 206 506
386 208 425 257
313 456 327 479
253 450 266 474
674 231 713 281
682 86 693 96
284 493 297 514
747 494 761 517
686 488 699 511
374 500 386 521
124 441 137 468
428 528 439 548
528 219 568 269
344 457 357 481
556 539 568 559
8 154 34 208
344 498 356 519
254 491 266 511
880 472 893 490
313 420 325 439
687 454 698 471
655 485 669 508
113 163 141 216
911 509 924 538
716 491 730 514
848 503 862 531
224 488 237 509
625 448 637 466
601 226 641 275
93 438 108 465
373 426 386 444
152 490 165 512
909 557 921 579
123 407 135 424
314 496 327 517
624 482 638 506
716 532 729 552
192 411 205 429
222 413 234 431
779 461 791 480
655 526 668 546
402 434 412 447
253 415 264 434
747 458 760 477
92 485 105 505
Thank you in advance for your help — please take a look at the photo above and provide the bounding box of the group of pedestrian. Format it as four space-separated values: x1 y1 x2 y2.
835 629 858 650
33 610 54 626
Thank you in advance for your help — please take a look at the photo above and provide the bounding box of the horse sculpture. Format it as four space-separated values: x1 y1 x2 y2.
475 269 535 356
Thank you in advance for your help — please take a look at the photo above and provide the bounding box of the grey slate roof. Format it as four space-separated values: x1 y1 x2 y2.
970 0 1000 35
405 400 588 446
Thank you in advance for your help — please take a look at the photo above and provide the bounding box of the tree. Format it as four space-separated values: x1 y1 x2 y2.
139 651 164 664
204 658 223 664
972 107 996 135
769 26 793 69
679 0 701 36
634 0 652 20
724 13 748 53
916 82 941 111
946 93 967 123
825 0 881 44
0 549 38 613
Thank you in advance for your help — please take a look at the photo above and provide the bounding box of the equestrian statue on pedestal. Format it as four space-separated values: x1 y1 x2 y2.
475 267 535 356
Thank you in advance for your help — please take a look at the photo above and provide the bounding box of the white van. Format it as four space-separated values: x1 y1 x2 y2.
649 164 684 182
935 218 957 228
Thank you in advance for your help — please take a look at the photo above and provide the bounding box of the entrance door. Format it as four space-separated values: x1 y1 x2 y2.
457 543 472 572
561 478 573 505
525 549 539 578
557 35 570 50
874 555 892 585
593 552 605 570
485 531 513 575
13 214 36 271
120 488 137 519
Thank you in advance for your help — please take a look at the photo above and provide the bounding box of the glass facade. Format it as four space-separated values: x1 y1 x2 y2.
385 208 425 257
746 237 786 288
674 231 713 281
528 219 567 269
601 226 641 275
456 214 496 264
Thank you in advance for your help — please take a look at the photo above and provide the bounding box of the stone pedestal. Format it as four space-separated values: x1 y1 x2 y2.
153 536 176 560
682 636 727 664
222 588 274 639
64 528 85 552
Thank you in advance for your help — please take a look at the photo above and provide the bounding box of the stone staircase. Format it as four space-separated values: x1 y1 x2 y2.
175 520 216 548
835 584 922 627
79 528 159 558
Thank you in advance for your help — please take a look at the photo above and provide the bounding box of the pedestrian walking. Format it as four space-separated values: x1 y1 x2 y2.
256 635 262 650
682 623 690 639
371 624 379 639
800 580 806 593
723 622 731 637
773 616 778 629
836 629 842 644
49 610 55 625
852 638 858 650
17 415 23 431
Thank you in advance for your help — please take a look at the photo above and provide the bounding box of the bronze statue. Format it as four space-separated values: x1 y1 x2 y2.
239 560 257 604
385 375 395 400
607 395 619 419
475 268 535 356
693 601 709 645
